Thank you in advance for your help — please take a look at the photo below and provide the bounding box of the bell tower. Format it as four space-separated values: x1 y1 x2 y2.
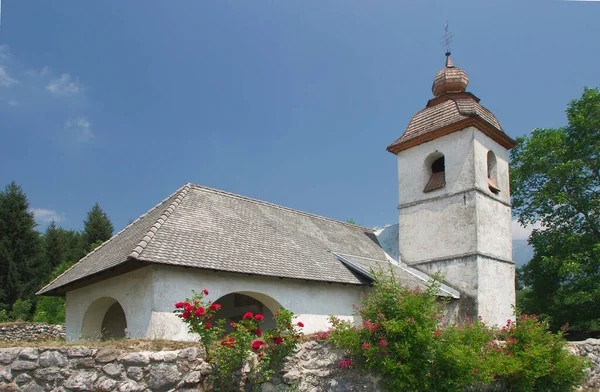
386 52 517 326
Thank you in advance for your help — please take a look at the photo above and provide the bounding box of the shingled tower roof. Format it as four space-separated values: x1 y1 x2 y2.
387 53 516 154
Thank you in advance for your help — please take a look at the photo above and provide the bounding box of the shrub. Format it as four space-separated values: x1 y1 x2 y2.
33 296 66 324
0 309 11 323
11 298 32 322
327 266 589 392
174 289 303 391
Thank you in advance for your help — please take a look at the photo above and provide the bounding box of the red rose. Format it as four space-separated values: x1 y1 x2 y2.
182 311 191 319
195 307 205 317
184 303 194 312
242 312 254 320
297 322 304 327
295 334 300 340
205 322 212 329
258 353 264 358
255 329 262 337
254 314 264 321
274 337 283 345
203 289 209 295
362 343 371 349
275 311 279 317
379 339 388 348
194 300 199 305
230 322 238 329
209 303 221 311
175 302 184 309
251 340 263 350
229 337 235 342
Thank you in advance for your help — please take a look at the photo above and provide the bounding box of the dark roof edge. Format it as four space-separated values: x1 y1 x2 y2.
334 252 460 298
334 254 376 281
37 183 191 295
129 184 191 259
188 183 376 232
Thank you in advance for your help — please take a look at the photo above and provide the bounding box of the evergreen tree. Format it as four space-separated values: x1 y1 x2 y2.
82 202 113 254
44 220 65 270
0 181 44 309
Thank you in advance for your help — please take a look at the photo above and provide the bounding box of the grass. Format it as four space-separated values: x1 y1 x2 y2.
0 338 203 351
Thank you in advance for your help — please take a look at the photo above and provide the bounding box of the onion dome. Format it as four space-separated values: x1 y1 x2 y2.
386 52 517 155
432 53 469 97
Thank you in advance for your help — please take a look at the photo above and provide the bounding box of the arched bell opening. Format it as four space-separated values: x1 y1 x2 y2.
424 151 446 193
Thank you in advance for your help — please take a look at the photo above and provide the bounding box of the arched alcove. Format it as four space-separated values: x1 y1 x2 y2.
424 151 446 193
487 150 500 195
81 297 128 340
215 292 281 331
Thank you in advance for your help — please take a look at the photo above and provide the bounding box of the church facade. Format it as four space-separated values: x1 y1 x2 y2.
38 54 516 341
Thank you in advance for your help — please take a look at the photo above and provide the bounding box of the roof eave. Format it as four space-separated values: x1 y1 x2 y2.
386 117 517 155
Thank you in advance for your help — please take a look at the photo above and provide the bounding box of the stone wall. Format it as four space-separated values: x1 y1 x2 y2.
568 338 600 391
0 324 65 342
0 340 597 392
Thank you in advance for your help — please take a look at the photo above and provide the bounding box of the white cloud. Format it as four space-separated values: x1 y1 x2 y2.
0 66 18 86
65 116 94 141
31 208 65 224
512 219 543 240
47 73 81 95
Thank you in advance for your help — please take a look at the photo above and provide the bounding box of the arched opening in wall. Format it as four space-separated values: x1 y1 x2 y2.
215 292 281 332
81 297 128 340
487 150 500 195
424 152 446 193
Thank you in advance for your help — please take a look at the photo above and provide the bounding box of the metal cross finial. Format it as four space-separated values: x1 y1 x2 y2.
442 22 454 56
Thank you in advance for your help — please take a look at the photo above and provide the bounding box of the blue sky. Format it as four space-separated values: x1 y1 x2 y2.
0 1 598 242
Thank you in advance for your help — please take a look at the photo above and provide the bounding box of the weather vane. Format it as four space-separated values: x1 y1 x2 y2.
442 22 454 56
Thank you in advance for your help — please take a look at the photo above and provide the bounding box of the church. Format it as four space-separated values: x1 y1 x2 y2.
38 53 517 341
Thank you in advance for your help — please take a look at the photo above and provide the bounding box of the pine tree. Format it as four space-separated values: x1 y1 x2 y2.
82 202 113 254
0 181 44 309
44 220 65 270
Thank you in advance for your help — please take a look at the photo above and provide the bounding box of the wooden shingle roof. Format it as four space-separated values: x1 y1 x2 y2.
37 183 458 297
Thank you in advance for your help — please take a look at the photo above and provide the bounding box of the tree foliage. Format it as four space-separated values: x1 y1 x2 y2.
82 202 113 255
511 87 600 332
0 181 113 323
34 260 75 324
0 181 44 309
327 267 589 392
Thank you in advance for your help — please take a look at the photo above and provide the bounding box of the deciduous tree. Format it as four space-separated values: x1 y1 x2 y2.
512 87 600 332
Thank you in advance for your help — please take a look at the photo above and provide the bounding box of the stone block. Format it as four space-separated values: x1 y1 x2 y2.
121 352 150 366
38 350 67 368
95 349 123 363
148 363 181 392
64 370 99 391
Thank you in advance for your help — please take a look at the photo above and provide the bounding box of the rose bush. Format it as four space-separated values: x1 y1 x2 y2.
326 267 590 392
174 289 303 391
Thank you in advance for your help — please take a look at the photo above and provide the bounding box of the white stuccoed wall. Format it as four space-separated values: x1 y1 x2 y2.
65 264 364 341
395 126 515 327
147 264 363 340
65 267 154 341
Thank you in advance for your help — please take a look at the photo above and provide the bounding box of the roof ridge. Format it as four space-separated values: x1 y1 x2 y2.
36 183 191 295
129 183 192 259
188 183 374 232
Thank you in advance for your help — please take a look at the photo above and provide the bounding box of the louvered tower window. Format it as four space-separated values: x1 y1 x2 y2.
487 150 500 195
424 155 446 193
